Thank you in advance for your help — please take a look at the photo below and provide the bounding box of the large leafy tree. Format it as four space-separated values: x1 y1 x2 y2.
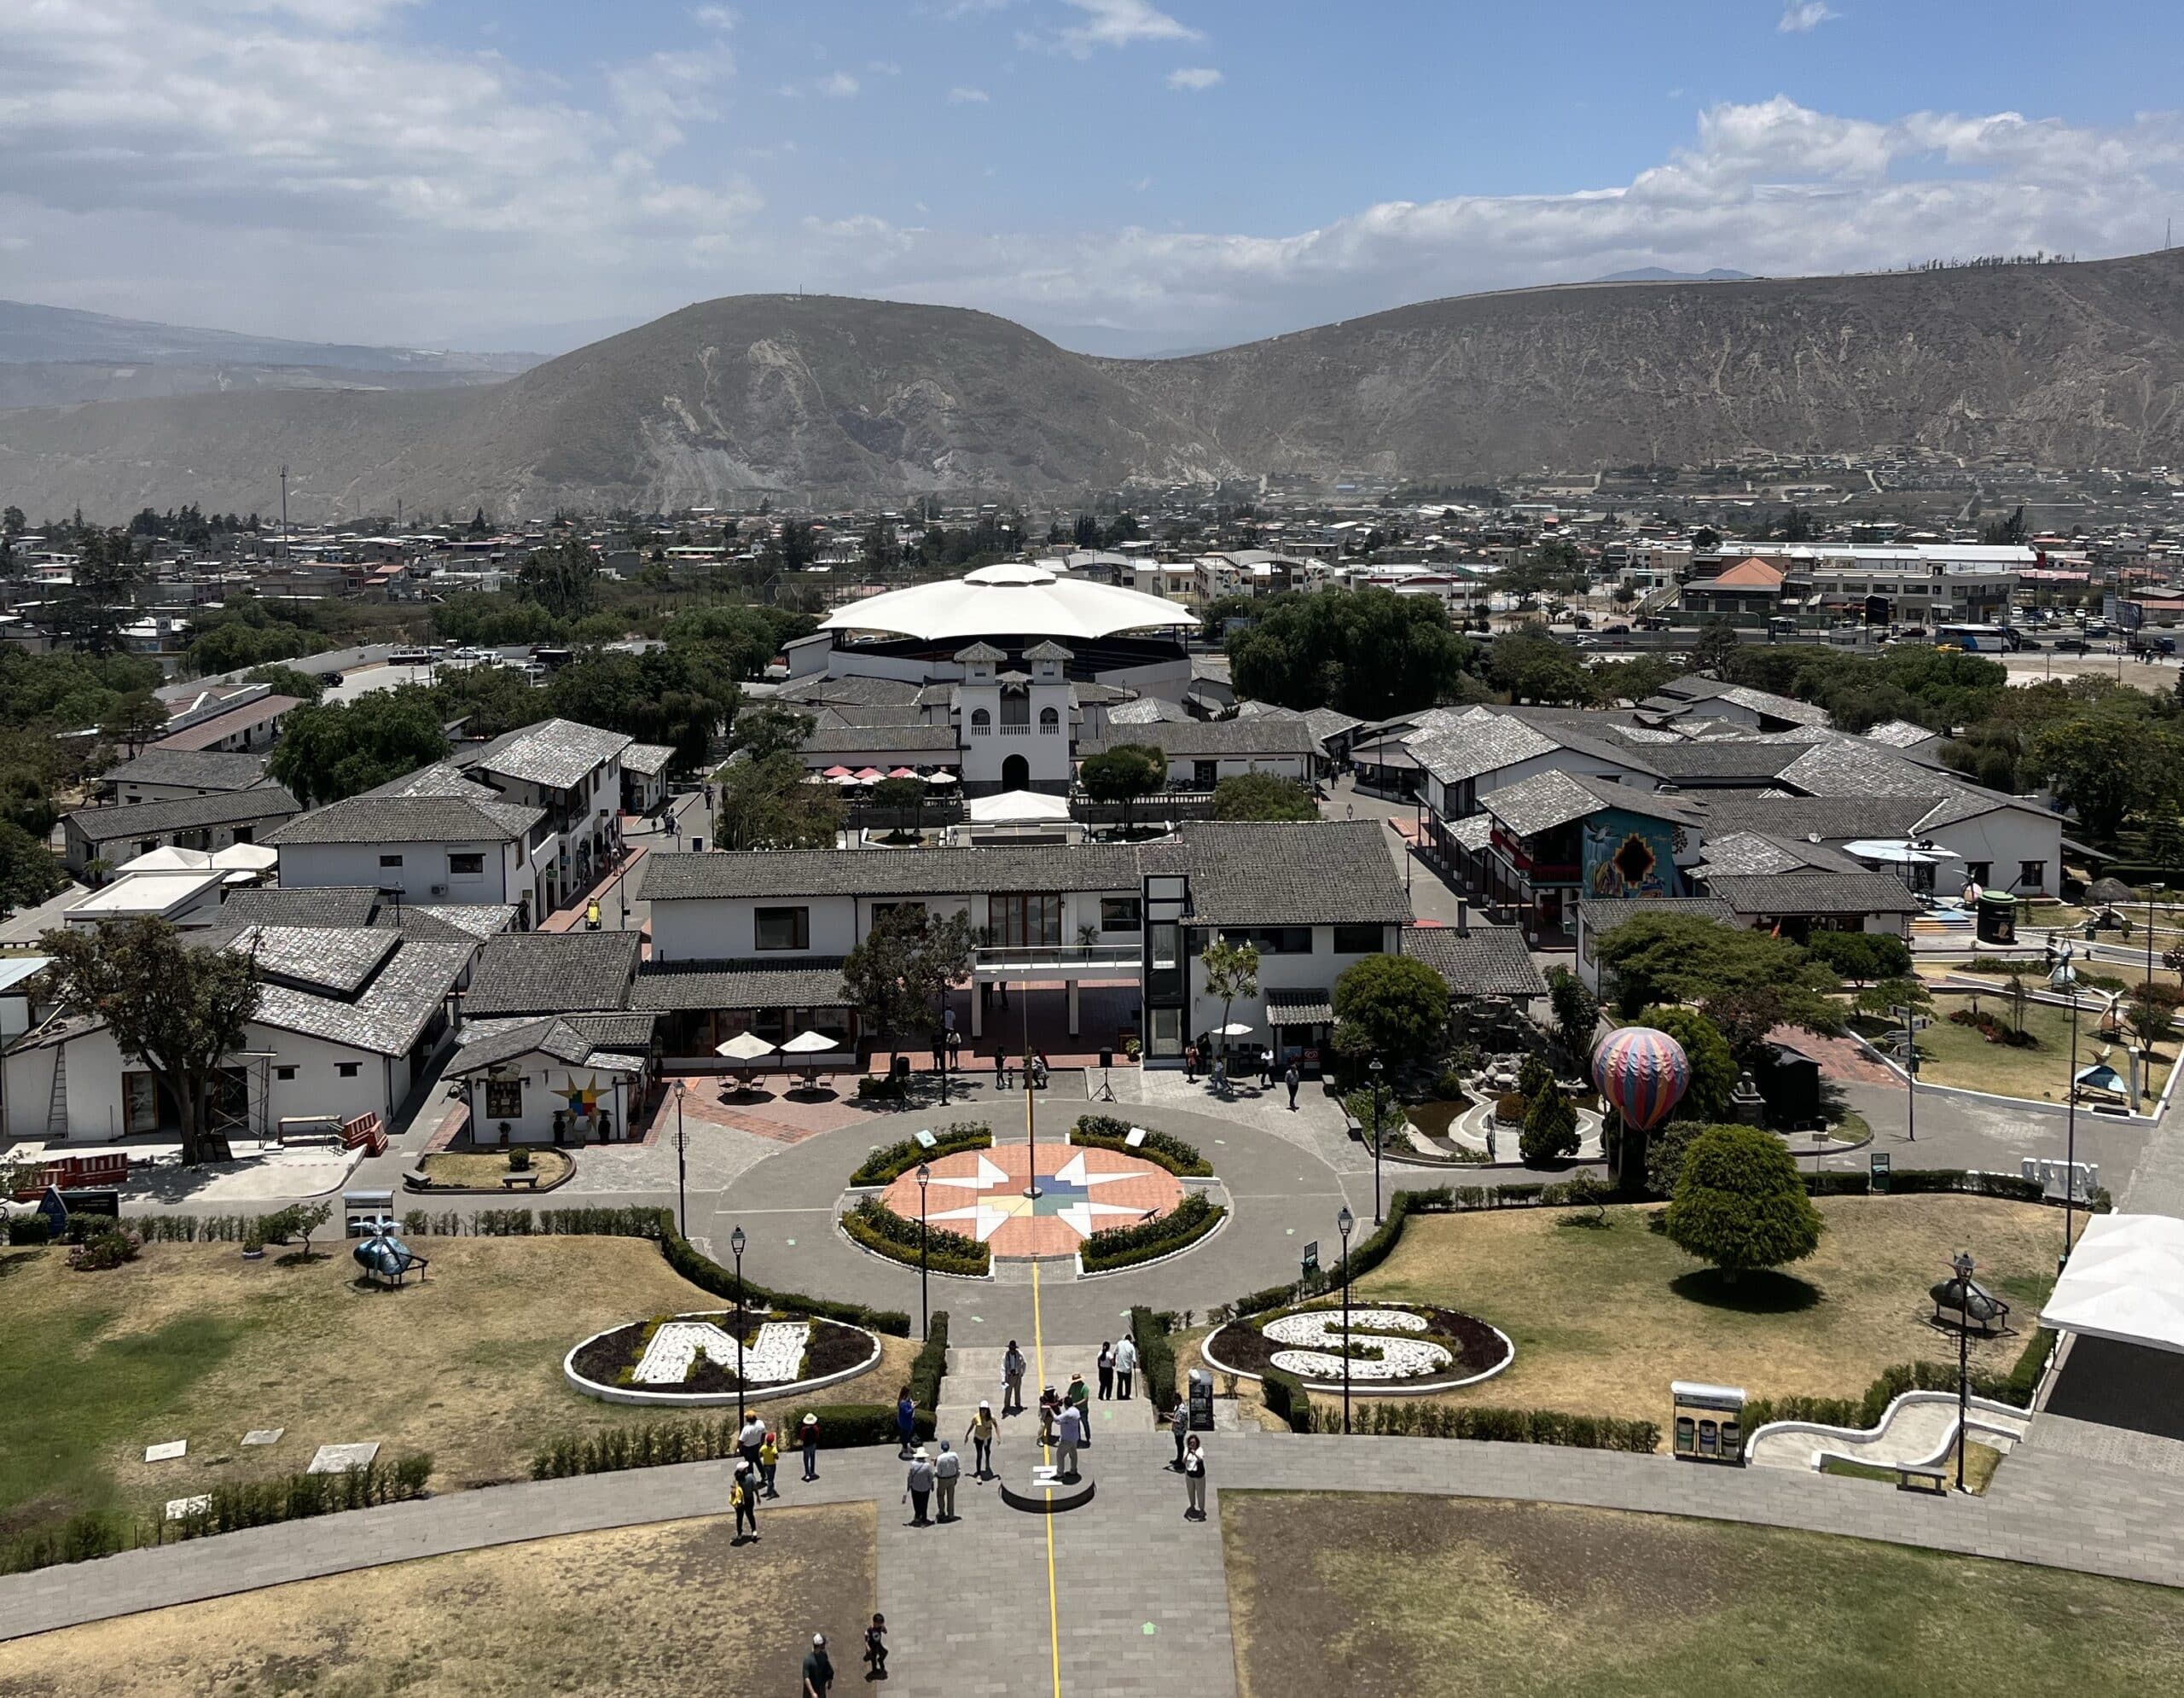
1332 952 1450 1068
1211 772 1317 822
1591 912 1841 1050
515 535 600 619
839 905 977 1067
38 920 261 1166
1079 743 1166 835
0 823 64 914
1663 1123 1825 1281
269 689 452 805
1227 587 1471 719
732 706 816 762
2029 716 2181 842
1545 966 1600 1063
1636 1005 1738 1123
1486 627 1592 706
713 751 841 849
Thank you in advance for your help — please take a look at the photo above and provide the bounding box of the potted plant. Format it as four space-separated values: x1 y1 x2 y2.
508 1146 532 1172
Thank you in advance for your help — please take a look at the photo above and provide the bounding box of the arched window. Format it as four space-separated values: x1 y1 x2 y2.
970 707 991 735
1039 706 1060 734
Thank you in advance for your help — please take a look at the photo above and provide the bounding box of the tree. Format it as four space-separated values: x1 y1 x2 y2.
1199 938 1261 1073
840 904 977 1068
1692 526 1721 553
733 705 816 762
1079 743 1167 836
1545 966 1600 1063
0 822 64 913
1485 627 1591 705
871 775 925 836
1226 587 1471 718
1662 1123 1824 1281
1 505 23 539
1331 953 1451 1069
1519 1084 1580 1164
2029 718 2179 842
37 918 261 1166
2128 988 2178 1051
714 751 841 849
515 535 601 619
99 691 167 756
1591 912 1840 1050
268 689 451 805
1804 930 1911 989
1690 618 1739 675
1636 1006 1738 1122
1211 772 1317 821
253 1199 334 1259
55 528 148 656
241 663 327 706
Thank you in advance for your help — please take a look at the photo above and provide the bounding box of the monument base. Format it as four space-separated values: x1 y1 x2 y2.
999 1461 1096 1514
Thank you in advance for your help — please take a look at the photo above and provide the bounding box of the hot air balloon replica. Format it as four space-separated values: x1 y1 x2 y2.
1590 1026 1692 1185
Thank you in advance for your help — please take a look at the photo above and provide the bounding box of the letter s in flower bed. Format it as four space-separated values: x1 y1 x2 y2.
1202 1300 1514 1394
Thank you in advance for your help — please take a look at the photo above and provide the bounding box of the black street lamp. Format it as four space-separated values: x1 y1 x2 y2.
672 1079 688 1238
2049 942 2082 1265
916 1160 932 1342
1337 1204 1356 1436
1368 1057 1385 1226
2148 883 2167 1000
731 1224 748 1430
1951 1248 1974 1493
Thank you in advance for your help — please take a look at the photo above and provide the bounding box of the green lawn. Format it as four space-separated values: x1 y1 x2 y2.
1907 991 2169 1104
1225 1494 2184 1698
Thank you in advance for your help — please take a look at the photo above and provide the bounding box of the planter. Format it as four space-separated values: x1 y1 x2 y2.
1201 1302 1516 1397
563 1310 884 1408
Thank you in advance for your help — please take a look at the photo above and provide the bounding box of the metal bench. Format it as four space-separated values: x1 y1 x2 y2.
1895 1464 1949 1495
504 1171 541 1190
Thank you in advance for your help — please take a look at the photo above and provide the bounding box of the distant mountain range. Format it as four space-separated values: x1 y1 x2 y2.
1 252 2181 519
1593 267 1754 283
0 299 542 409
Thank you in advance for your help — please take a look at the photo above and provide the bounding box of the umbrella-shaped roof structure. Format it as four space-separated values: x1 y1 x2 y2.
2042 1213 2184 1353
779 1029 838 1055
716 1032 780 1062
816 562 1198 643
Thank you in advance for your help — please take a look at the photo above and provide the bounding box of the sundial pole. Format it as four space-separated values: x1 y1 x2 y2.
1022 974 1039 1199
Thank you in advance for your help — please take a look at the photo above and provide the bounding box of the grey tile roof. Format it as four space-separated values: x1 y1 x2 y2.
1107 696 1194 725
449 1014 652 1074
1148 820 1412 927
1774 740 1950 800
244 932 473 1055
1480 770 1702 838
1445 814 1495 852
1865 718 1940 749
268 777 542 846
219 885 381 928
66 785 301 844
462 929 641 1016
631 957 854 1011
1400 922 1549 1000
1300 707 1366 747
621 741 677 776
230 924 402 997
1690 790 1935 842
102 748 270 794
397 903 520 942
642 844 1143 902
1696 830 1860 877
459 718 631 791
1616 739 1808 782
1264 987 1335 1025
801 724 959 755
1079 716 1315 759
1576 895 1739 937
1400 709 1564 787
1702 869 1922 916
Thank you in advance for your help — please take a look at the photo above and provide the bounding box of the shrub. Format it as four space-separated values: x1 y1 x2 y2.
854 1074 908 1103
1519 1089 1580 1164
68 1226 141 1271
1331 953 1451 1068
508 1148 532 1172
7 1215 49 1247
842 1196 990 1276
1080 1193 1224 1272
1130 1305 1178 1413
529 1407 933 1481
1432 1067 1469 1102
909 1311 949 1410
659 1221 911 1336
1663 1124 1824 1279
1072 1115 1211 1176
849 1123 992 1186
1494 1091 1530 1125
1307 1400 1660 1451
1261 1365 1312 1433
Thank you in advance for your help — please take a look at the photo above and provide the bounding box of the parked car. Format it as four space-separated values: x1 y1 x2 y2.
2053 637 2093 654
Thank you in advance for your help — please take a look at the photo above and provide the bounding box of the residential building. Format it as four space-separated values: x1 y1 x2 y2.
61 785 301 878
96 748 270 805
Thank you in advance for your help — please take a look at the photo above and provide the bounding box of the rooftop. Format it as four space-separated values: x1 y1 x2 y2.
819 562 1199 643
462 928 642 1017
267 771 543 846
457 718 632 792
152 694 302 753
1702 869 1923 916
1400 922 1548 1000
642 842 1144 902
66 785 302 844
101 748 270 793
631 957 855 1012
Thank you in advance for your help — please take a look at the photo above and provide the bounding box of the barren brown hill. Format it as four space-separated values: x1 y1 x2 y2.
3 253 2183 519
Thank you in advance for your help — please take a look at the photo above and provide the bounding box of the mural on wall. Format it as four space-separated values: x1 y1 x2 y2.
1583 811 1684 898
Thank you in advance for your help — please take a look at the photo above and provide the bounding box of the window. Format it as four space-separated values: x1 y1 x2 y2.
1963 862 1991 887
337 1061 361 1079
380 853 404 869
1222 926 1313 955
1332 924 1383 954
1039 707 1060 734
1193 759 1219 788
755 906 811 951
2018 860 2047 890
232 826 253 845
1000 695 1029 729
275 1066 297 1082
448 852 485 877
990 893 1062 948
1100 896 1142 933
970 708 991 736
485 1079 523 1120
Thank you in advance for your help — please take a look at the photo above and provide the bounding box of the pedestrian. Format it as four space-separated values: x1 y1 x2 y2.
1170 1399 1189 1470
1038 1385 1060 1445
1002 1341 1027 1415
1182 1435 1207 1521
803 1633 834 1698
1184 1042 1199 1083
863 1614 888 1682
996 1053 1013 1090
759 1428 780 1498
1066 1372 1091 1445
1097 1342 1115 1400
1285 1061 1300 1111
894 1387 917 1459
934 1439 961 1521
801 1410 821 1481
903 1447 934 1526
732 1461 759 1541
965 1400 997 1479
1114 1334 1137 1400
738 1410 767 1475
1055 1401 1083 1482
1258 1051 1273 1090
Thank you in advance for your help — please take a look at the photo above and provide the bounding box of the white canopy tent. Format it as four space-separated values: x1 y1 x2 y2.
816 562 1198 643
2040 1213 2184 1355
966 790 1073 826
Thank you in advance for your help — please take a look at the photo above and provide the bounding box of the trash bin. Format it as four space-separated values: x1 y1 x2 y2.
1975 890 2018 946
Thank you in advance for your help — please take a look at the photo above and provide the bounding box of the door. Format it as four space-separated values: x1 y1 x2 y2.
1001 753 1030 792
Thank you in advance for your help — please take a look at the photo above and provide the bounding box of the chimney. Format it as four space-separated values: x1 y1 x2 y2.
1456 898 1470 937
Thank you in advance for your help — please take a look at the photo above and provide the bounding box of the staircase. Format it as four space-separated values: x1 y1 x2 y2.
1911 907 1975 943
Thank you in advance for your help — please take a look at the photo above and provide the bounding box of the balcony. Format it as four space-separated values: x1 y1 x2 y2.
997 723 1031 736
973 941 1141 981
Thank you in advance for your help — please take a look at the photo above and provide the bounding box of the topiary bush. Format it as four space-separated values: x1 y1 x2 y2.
1663 1123 1824 1280
1519 1089 1580 1164
842 1196 990 1276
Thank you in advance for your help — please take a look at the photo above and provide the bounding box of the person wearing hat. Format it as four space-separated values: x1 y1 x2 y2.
758 1428 780 1498
1002 1340 1026 1415
1037 1385 1060 1446
903 1447 935 1526
1054 1399 1084 1483
933 1439 961 1521
965 1400 998 1480
799 1410 822 1481
802 1632 834 1697
731 1459 759 1542
1066 1371 1091 1446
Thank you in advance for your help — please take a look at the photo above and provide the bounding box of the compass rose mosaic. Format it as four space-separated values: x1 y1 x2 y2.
879 1143 1185 1259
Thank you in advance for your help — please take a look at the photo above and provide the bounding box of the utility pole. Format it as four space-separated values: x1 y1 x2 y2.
279 465 289 563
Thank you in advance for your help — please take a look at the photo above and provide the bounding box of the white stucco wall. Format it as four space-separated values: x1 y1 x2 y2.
649 887 1137 964
462 1060 637 1145
277 839 521 904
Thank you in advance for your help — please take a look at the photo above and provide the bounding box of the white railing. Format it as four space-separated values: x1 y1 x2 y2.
975 943 1140 970
998 723 1031 736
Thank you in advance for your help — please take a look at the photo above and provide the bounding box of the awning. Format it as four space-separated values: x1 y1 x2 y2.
967 790 1073 826
1266 988 1335 1026
2042 1214 2184 1354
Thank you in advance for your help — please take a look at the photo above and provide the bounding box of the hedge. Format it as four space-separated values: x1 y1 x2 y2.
398 1205 669 1238
1080 1193 1224 1273
1130 1305 1178 1414
1308 1401 1661 1451
850 1123 993 1186
530 1406 935 1481
842 1197 990 1276
909 1311 949 1411
1072 1114 1211 1177
1740 1335 2057 1453
659 1220 912 1336
1261 1365 1312 1433
7 1216 49 1247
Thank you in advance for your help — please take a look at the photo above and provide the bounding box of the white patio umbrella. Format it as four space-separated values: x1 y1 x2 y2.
779 1029 837 1055
715 1032 780 1062
1215 1021 1256 1038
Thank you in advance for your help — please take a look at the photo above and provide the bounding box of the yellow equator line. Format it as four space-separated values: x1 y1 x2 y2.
1032 1253 1061 1698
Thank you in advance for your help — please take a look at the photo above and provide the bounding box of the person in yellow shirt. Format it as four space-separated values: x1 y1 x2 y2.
964 1400 998 1480
758 1429 780 1498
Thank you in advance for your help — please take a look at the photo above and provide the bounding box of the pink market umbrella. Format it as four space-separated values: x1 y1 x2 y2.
887 766 918 779
853 766 886 782
822 765 853 779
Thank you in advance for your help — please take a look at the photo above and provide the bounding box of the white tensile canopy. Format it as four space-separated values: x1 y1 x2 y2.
779 1030 838 1055
715 1032 780 1062
1215 1021 1256 1037
2041 1213 2184 1354
966 790 1073 826
816 562 1198 643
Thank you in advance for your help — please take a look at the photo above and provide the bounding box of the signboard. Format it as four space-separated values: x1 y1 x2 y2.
1188 1369 1216 1433
2118 599 2146 633
1300 1240 1319 1279
1870 1153 1891 1194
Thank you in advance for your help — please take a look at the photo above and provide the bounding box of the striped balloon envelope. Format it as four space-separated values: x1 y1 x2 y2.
1589 1026 1692 1132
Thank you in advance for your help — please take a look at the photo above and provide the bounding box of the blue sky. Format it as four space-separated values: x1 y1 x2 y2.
3 0 2182 355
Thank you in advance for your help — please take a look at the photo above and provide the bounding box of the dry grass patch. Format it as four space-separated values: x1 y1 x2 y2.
0 1504 876 1697
416 1148 574 1190
1350 1195 2059 1429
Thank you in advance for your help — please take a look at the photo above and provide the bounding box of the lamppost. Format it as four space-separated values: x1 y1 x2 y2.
2146 882 2166 998
1337 1205 1356 1436
1951 1249 1974 1493
672 1079 688 1238
1368 1056 1385 1225
730 1224 748 1430
2049 941 2082 1265
916 1160 932 1342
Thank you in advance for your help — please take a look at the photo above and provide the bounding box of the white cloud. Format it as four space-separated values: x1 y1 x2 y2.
820 70 860 97
868 60 903 75
948 86 990 103
1166 67 1222 91
1778 3 1838 32
1058 0 1200 55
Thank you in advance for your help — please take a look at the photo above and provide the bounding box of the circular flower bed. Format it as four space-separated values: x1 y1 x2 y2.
564 1310 881 1407
1202 1301 1513 1394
